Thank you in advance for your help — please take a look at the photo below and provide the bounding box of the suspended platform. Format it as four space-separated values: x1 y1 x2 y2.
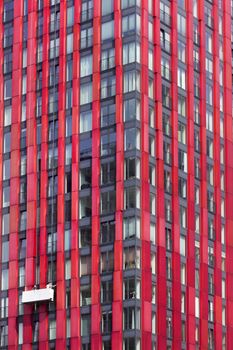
22 284 54 304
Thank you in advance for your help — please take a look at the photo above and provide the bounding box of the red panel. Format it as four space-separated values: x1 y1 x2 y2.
91 3 102 349
199 2 209 348
70 1 81 349
154 1 167 348
223 1 233 348
141 1 152 348
212 1 222 349
186 0 196 347
55 1 67 349
112 1 123 349
170 2 181 348
8 1 23 348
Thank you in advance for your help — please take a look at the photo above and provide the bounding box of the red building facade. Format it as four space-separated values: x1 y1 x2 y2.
0 0 233 349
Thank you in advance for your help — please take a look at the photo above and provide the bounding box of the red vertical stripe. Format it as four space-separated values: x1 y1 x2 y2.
70 1 81 349
38 0 50 348
223 1 233 348
8 0 23 348
56 1 67 348
212 1 222 349
112 0 123 348
154 1 167 348
23 1 38 348
186 1 196 348
199 1 209 348
91 1 102 349
141 0 152 348
170 1 182 348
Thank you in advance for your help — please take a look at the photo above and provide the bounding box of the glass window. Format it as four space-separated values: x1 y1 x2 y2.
123 42 140 65
80 284 91 306
100 251 114 273
124 278 140 300
4 106 11 126
80 255 91 276
79 195 91 219
102 0 114 15
123 98 140 121
1 269 8 291
123 217 140 239
4 133 11 154
4 79 12 100
177 14 186 36
49 320 56 340
67 6 74 27
81 314 90 336
124 187 140 209
3 159 10 180
79 227 91 248
122 14 140 36
100 221 115 244
2 187 10 207
80 82 92 105
102 21 114 41
2 214 9 235
124 70 140 93
101 131 116 156
101 76 116 99
67 33 73 54
122 0 140 9
124 158 140 180
80 110 92 133
124 128 140 150
101 48 115 71
180 236 186 256
80 27 93 49
177 68 186 90
2 242 9 263
80 54 92 77
101 191 116 214
123 247 140 270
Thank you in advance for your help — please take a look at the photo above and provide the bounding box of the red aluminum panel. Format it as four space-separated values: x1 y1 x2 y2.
212 1 222 349
112 0 123 348
38 0 50 348
0 0 3 167
141 1 152 349
199 2 209 348
7 1 23 348
91 1 102 349
23 0 38 348
70 1 81 349
154 1 167 348
56 1 67 349
186 1 196 348
223 1 233 348
170 2 181 348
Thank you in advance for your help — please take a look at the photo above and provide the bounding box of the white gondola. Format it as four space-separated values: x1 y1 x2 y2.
22 284 54 304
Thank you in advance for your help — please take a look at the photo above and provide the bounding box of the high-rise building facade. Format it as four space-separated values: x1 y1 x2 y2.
0 0 233 349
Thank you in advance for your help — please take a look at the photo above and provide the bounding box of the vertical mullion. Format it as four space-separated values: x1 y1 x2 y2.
222 1 233 348
56 0 67 348
141 0 152 348
91 0 102 349
198 1 209 348
70 1 81 349
154 1 167 348
112 0 123 348
8 0 23 348
23 1 38 348
170 1 181 348
186 0 196 347
212 0 222 348
38 0 50 348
